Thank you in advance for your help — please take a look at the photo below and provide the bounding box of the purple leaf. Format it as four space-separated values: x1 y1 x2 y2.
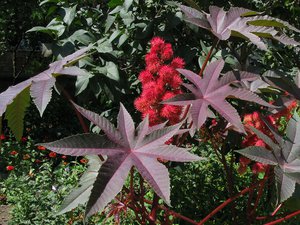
0 47 89 117
209 99 245 133
236 113 300 203
275 167 296 202
179 5 210 29
86 155 132 217
285 113 300 162
236 146 278 165
227 88 274 107
30 77 56 116
164 59 272 132
40 104 202 218
132 154 170 205
180 5 300 50
117 103 135 148
0 79 32 116
72 102 123 145
249 126 280 151
137 145 203 162
39 133 123 156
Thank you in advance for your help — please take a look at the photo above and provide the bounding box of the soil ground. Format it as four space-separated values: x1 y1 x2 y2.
0 205 10 225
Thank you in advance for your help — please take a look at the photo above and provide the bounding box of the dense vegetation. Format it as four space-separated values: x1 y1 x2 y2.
1 0 300 224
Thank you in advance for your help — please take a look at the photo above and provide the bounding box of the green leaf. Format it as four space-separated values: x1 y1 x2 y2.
109 30 121 43
105 15 116 32
118 33 128 47
75 73 94 96
106 62 120 81
57 155 105 215
108 0 124 8
63 5 77 26
62 29 95 45
5 87 30 140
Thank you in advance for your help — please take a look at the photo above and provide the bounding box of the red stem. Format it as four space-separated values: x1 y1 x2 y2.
264 209 300 225
250 167 270 218
149 194 159 224
271 204 283 216
198 39 219 77
143 198 198 225
256 203 283 221
130 167 134 197
198 182 262 225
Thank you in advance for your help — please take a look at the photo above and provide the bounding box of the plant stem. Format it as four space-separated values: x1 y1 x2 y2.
0 116 2 147
264 209 300 225
199 39 219 77
250 167 270 219
198 181 262 225
143 198 199 225
256 203 283 221
149 194 159 224
130 167 134 198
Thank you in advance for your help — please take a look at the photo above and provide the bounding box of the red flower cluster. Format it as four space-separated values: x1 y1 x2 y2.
6 165 14 171
37 145 46 151
10 150 18 156
49 152 57 158
238 100 298 175
134 37 185 126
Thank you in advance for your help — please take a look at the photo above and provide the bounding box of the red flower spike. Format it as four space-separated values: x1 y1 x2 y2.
138 70 153 84
6 165 14 171
0 134 5 140
161 43 173 61
171 57 185 69
252 111 260 121
134 97 150 113
252 162 266 174
136 37 185 127
150 37 165 52
240 157 251 166
255 139 266 147
169 75 183 89
160 105 182 120
243 114 253 124
145 53 160 67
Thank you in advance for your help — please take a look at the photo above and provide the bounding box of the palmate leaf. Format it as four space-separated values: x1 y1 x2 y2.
236 112 300 202
40 103 202 219
57 155 105 215
0 47 90 118
5 87 30 140
163 59 273 133
180 5 299 50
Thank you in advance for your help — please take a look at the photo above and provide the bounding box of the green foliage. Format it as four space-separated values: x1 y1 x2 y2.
5 88 30 141
2 0 300 224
